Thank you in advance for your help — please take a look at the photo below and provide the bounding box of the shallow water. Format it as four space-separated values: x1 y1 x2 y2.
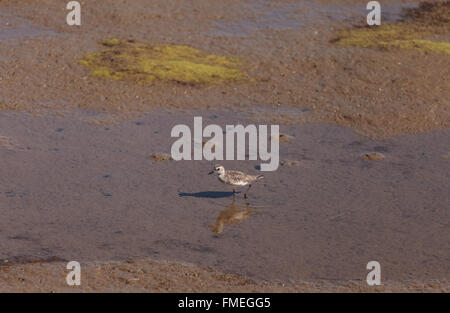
0 9 57 42
213 0 419 37
0 109 448 282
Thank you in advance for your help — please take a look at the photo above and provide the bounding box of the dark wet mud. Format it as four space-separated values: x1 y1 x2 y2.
0 110 448 282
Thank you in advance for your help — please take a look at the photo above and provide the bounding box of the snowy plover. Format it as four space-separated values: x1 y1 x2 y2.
208 165 264 198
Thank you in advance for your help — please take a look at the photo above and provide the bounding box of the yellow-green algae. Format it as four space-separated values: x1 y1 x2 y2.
334 2 450 55
79 39 247 84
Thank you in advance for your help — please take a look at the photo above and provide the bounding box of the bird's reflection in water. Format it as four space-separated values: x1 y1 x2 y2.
209 197 262 234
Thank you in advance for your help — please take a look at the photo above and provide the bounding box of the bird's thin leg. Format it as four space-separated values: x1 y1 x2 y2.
244 184 252 199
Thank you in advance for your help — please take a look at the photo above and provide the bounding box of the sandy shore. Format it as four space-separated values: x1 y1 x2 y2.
1 259 448 293
0 0 449 292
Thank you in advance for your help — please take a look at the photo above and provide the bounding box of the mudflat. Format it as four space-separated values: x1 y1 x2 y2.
0 110 448 291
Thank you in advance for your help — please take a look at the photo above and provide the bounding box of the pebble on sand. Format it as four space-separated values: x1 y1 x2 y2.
281 160 300 167
361 152 385 161
149 153 173 162
278 134 294 142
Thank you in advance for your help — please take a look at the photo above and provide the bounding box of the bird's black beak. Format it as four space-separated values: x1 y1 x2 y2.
208 170 214 175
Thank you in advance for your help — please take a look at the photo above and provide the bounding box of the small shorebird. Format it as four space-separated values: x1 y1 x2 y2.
208 165 264 198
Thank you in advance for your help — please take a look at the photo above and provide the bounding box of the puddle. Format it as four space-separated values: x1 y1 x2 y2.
213 0 419 37
214 1 307 36
0 9 57 42
1 110 448 282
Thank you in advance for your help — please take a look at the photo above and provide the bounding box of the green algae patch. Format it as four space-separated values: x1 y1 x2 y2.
388 39 450 54
79 39 247 85
333 1 450 55
335 25 450 55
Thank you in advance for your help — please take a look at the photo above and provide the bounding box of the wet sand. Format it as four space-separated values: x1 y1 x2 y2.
0 0 449 292
0 0 448 136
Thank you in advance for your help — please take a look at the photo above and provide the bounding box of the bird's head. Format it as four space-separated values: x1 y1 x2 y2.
209 164 225 175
